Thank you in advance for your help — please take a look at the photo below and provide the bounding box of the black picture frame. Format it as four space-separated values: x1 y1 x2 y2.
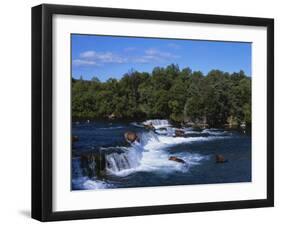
32 3 274 222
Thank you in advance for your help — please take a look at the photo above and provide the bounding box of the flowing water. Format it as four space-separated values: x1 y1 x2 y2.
72 119 251 190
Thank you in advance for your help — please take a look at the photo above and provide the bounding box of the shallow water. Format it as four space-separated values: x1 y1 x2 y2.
72 120 251 190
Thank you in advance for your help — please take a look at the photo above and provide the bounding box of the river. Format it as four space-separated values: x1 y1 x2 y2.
71 119 251 190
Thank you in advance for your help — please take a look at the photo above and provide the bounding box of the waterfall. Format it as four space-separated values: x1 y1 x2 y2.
79 143 144 176
77 127 219 181
105 145 143 174
80 127 223 177
139 131 160 147
143 119 171 129
79 132 164 176
155 127 175 136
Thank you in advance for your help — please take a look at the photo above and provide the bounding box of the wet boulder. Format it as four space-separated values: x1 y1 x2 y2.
215 154 227 163
174 129 185 137
169 156 186 164
124 131 138 143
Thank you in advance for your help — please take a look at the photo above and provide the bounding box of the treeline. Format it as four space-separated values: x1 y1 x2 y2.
72 64 251 127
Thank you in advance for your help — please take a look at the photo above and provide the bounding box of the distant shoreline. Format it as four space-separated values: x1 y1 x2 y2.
72 117 251 132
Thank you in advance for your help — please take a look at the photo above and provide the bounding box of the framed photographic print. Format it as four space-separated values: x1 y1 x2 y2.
32 4 274 221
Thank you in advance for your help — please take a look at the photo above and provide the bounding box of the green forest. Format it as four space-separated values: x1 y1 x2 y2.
72 64 251 127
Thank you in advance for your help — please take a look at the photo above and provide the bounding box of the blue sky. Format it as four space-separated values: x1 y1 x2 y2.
72 34 251 81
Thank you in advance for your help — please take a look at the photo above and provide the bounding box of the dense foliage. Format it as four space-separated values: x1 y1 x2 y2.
72 64 251 127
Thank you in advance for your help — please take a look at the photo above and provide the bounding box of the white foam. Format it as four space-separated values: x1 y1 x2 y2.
144 135 222 151
142 119 171 129
105 143 143 173
72 177 111 190
79 128 226 183
82 179 110 190
202 129 228 136
106 132 214 177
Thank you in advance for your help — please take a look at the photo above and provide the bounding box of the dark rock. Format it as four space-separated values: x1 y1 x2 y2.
124 131 138 143
72 135 79 143
169 156 186 164
216 154 227 163
174 129 185 137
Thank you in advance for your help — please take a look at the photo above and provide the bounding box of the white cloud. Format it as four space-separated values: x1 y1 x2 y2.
76 50 127 65
133 48 179 64
73 48 180 66
80 51 96 58
145 48 177 58
72 59 99 66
